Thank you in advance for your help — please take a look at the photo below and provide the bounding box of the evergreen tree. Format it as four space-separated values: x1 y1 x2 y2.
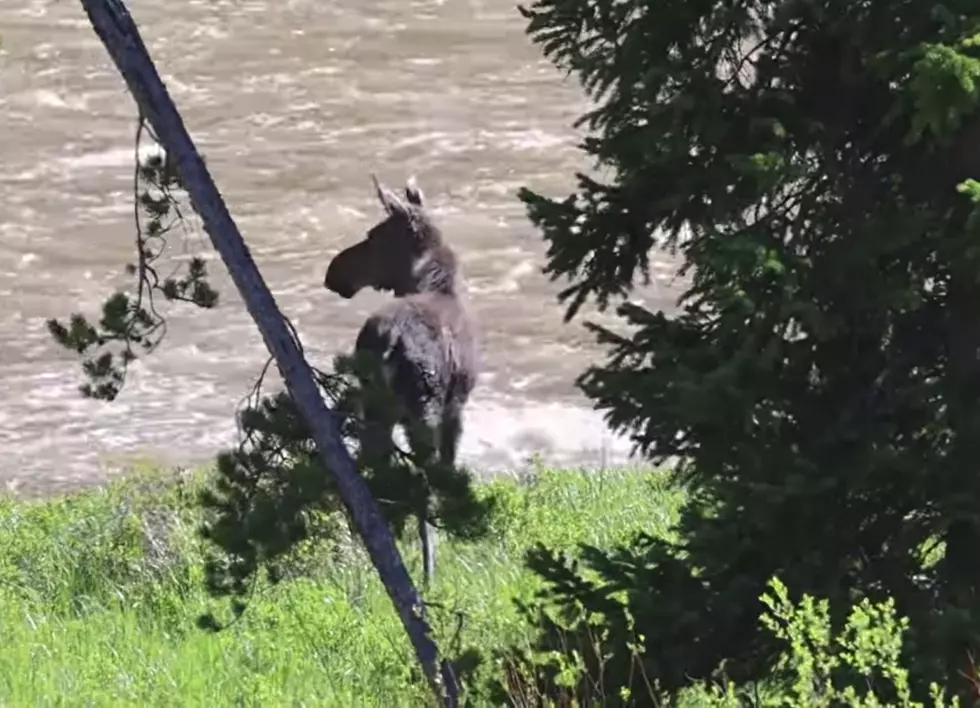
511 0 980 700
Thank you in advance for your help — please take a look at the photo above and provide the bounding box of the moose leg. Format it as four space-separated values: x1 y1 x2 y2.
415 402 465 589
359 399 395 472
405 412 441 589
439 401 464 469
346 398 395 556
418 506 436 589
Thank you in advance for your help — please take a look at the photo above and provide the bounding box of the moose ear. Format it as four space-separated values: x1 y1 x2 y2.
372 174 407 216
405 176 424 207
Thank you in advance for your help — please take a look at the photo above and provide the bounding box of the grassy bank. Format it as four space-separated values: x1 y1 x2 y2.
0 465 682 706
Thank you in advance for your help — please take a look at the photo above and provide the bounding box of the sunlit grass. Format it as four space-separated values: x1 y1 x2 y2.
0 465 684 706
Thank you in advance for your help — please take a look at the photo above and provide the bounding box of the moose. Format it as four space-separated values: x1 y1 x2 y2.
323 175 479 586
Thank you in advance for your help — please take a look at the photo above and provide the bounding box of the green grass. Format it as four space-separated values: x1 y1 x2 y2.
0 465 684 707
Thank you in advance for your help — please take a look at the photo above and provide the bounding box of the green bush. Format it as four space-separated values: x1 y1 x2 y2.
497 577 970 707
692 578 962 708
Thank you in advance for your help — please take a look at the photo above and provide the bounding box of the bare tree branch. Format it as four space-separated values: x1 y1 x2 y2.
76 1 459 704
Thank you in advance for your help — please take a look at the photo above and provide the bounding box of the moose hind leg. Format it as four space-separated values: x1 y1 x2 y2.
418 513 436 589
405 411 441 588
417 431 438 589
417 402 465 589
359 402 395 472
439 401 464 469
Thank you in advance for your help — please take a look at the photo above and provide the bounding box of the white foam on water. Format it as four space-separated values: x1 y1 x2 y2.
6 141 169 183
126 392 640 480
456 394 638 472
0 352 639 490
468 259 536 295
31 88 89 111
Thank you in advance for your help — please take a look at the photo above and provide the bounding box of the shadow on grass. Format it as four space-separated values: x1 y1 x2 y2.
0 463 682 706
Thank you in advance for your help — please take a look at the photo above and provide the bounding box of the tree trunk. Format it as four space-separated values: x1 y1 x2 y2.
77 1 458 704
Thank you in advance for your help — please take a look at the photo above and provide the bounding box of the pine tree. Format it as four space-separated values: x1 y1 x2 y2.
511 0 980 700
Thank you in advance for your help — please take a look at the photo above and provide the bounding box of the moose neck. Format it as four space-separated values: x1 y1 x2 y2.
404 242 462 297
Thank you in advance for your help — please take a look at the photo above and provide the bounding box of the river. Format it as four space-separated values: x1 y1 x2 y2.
0 0 683 495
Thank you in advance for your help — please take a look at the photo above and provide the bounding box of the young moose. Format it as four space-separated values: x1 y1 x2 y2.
323 175 478 586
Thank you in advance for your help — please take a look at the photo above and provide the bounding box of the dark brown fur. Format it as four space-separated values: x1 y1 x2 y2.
323 176 478 585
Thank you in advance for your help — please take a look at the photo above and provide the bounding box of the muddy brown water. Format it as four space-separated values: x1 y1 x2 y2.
0 0 684 495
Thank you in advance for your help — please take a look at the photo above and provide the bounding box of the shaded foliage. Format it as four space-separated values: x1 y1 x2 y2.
196 352 495 631
509 0 980 703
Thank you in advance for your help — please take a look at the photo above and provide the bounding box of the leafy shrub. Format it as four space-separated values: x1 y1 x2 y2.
494 577 971 707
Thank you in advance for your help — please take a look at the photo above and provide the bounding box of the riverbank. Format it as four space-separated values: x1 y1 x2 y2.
0 464 681 705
